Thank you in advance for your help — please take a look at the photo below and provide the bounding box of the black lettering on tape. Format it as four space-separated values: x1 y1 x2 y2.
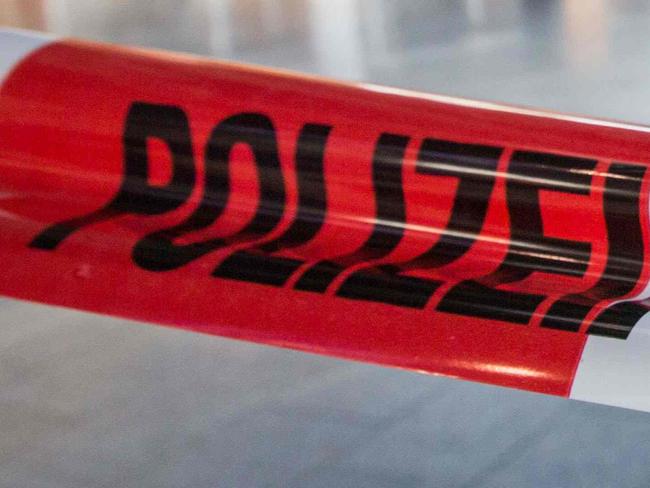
30 102 195 249
437 151 597 324
542 162 647 334
294 133 409 292
337 139 502 308
214 123 331 285
132 112 285 271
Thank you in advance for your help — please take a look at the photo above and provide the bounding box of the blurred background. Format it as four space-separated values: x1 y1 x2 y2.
2 1 650 487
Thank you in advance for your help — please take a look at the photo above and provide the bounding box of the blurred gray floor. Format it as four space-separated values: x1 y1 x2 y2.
3 1 650 487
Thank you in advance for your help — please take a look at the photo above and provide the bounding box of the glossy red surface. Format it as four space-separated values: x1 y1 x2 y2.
2 39 650 396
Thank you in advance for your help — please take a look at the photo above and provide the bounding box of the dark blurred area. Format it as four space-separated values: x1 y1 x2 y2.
2 1 650 487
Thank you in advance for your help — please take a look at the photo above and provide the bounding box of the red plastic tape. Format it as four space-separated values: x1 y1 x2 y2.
2 29 650 410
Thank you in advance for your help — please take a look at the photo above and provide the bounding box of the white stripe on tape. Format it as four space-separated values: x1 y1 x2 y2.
570 312 650 412
0 28 56 86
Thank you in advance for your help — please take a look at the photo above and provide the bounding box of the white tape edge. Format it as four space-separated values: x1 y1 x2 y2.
0 28 57 87
570 312 650 412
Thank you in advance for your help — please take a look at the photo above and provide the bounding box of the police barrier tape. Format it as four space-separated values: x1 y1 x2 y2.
2 28 650 412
